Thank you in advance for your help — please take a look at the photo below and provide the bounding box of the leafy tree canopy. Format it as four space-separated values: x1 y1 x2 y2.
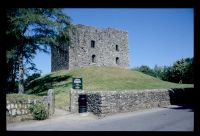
133 57 193 84
5 8 74 93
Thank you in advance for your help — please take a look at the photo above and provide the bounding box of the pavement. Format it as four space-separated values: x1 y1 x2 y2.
7 104 194 131
7 108 98 130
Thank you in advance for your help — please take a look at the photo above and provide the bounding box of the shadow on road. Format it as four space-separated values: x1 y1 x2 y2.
163 104 194 112
166 88 194 112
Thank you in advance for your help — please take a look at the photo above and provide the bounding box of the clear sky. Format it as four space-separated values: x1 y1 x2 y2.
32 8 194 76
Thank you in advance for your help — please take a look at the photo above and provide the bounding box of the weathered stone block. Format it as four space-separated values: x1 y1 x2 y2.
21 109 25 114
12 109 16 116
11 104 14 108
7 104 11 110
18 104 21 108
17 110 21 115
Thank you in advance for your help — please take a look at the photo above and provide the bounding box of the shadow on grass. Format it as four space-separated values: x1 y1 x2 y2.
25 74 72 96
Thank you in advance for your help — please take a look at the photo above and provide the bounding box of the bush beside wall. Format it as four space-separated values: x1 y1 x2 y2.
6 99 39 123
6 89 55 123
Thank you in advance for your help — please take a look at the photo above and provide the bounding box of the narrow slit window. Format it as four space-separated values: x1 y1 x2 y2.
92 55 96 63
91 40 95 48
116 45 119 51
116 57 119 64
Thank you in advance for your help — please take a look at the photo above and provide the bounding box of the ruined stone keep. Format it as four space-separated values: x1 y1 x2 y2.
51 24 129 72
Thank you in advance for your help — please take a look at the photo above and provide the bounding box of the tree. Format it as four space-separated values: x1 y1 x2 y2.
172 57 193 84
24 73 41 88
161 66 173 82
183 58 193 83
171 59 185 83
134 65 156 77
153 65 164 79
6 48 19 93
170 58 193 83
6 8 73 93
132 57 193 84
161 57 194 84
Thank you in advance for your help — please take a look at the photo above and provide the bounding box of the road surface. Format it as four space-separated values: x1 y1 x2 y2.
7 104 194 131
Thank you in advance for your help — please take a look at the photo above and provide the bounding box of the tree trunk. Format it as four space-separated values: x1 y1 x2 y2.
10 60 16 93
12 61 18 92
18 51 24 94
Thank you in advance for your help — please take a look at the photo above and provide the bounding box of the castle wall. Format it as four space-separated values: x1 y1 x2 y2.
69 25 128 69
51 44 69 72
51 24 129 72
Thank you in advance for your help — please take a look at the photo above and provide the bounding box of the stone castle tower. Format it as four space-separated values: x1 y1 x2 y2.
51 24 129 72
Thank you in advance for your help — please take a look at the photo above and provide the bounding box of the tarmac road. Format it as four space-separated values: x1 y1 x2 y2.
7 104 194 131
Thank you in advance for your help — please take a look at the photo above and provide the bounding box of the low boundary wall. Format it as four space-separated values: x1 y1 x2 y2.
70 88 193 117
6 89 55 122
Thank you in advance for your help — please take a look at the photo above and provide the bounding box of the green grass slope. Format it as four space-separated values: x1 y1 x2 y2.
25 66 193 109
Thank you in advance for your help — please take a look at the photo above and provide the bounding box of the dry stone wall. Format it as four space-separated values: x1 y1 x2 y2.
70 89 86 113
6 99 41 123
6 99 37 119
43 89 55 117
70 88 193 118
7 89 55 122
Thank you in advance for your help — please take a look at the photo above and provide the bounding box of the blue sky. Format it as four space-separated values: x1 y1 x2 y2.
32 8 194 76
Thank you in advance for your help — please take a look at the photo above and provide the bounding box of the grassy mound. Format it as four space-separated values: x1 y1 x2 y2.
25 66 193 109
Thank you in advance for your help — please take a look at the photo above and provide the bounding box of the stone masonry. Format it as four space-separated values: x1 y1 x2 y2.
7 89 55 122
42 89 55 117
70 88 193 118
51 24 129 71
6 99 37 117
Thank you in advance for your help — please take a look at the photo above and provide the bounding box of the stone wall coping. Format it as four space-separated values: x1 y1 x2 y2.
75 24 128 33
71 88 189 94
71 88 192 94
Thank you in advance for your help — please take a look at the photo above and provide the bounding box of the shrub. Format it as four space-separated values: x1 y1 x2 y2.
29 103 48 120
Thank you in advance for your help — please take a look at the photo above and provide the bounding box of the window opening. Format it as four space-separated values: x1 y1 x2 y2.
116 45 119 51
92 55 96 63
116 57 119 64
91 40 95 48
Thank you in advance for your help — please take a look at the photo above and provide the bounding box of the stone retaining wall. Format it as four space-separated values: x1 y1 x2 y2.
7 89 55 122
6 99 38 122
70 88 193 117
43 89 55 117
7 99 37 116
